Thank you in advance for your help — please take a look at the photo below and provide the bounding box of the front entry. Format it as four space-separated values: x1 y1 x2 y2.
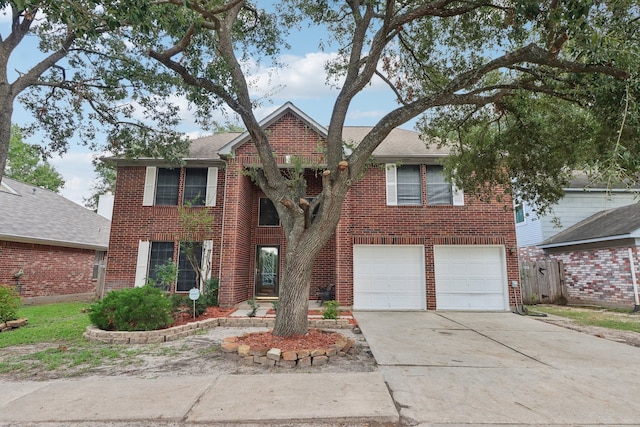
255 246 279 298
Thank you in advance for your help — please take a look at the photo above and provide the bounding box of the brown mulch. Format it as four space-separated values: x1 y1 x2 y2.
235 329 343 352
172 307 355 352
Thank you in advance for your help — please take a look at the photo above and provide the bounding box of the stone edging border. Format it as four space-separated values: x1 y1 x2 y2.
221 331 356 368
0 318 28 333
83 317 353 344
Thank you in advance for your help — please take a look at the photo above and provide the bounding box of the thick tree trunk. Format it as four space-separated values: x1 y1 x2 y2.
272 250 315 336
0 87 13 182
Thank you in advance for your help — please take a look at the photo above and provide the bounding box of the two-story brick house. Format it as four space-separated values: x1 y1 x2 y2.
104 102 520 310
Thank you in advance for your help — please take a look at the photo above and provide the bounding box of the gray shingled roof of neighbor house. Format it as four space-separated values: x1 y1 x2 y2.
0 177 110 250
540 203 640 248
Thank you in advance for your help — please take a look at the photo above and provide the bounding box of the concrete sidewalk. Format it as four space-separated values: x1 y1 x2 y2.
1 372 398 426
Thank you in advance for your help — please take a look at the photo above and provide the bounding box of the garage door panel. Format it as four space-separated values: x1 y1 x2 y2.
435 246 508 311
353 245 426 310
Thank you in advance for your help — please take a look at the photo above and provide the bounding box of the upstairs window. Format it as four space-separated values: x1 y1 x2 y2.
515 203 525 224
143 166 218 207
386 164 422 206
259 197 280 226
426 165 453 205
183 168 208 206
155 168 180 205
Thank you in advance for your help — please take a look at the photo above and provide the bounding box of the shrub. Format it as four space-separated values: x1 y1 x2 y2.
202 278 219 307
0 285 21 323
170 292 207 318
322 300 340 319
89 286 173 331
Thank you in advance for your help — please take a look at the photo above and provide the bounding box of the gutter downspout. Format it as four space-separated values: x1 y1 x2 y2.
627 248 640 313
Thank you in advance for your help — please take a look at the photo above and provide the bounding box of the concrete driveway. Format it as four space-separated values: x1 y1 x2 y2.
355 311 640 426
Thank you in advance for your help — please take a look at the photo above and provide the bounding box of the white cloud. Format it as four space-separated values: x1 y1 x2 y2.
49 151 98 206
247 52 341 100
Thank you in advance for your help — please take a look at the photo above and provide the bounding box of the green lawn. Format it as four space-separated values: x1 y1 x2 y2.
530 305 640 333
0 301 92 348
0 301 131 377
0 301 215 379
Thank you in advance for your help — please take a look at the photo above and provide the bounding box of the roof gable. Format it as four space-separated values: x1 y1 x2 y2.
218 102 327 156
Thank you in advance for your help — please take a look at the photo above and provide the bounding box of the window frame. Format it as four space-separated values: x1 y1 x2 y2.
426 165 453 206
514 202 526 225
176 242 203 292
386 164 423 206
182 168 208 206
258 197 280 226
148 241 175 290
154 168 181 206
142 166 218 207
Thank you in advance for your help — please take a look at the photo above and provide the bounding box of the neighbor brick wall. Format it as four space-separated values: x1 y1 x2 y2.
0 240 96 299
518 246 545 262
542 246 638 308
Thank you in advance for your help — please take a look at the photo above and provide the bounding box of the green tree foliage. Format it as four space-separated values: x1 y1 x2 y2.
6 125 64 192
84 160 116 211
108 0 638 336
0 0 191 185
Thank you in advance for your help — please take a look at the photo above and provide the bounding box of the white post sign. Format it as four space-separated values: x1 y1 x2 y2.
189 288 201 319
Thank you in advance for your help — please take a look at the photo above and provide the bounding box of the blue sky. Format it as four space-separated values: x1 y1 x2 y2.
1 6 409 206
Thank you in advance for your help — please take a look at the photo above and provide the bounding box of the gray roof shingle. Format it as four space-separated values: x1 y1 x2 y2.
0 177 110 250
183 126 448 161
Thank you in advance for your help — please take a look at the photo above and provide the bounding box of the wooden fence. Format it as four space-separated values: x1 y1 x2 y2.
519 260 567 305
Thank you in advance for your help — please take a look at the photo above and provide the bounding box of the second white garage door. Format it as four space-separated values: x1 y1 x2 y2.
434 245 508 311
353 245 426 310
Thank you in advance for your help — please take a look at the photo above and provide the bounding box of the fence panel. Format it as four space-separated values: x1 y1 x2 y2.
520 260 567 305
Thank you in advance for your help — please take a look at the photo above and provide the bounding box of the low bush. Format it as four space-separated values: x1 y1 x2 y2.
0 284 21 323
170 293 207 318
89 286 173 331
202 278 219 307
322 300 340 319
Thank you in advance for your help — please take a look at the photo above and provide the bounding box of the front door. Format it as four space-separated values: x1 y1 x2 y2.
255 246 279 298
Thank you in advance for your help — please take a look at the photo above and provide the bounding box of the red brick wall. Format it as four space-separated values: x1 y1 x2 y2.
105 166 225 293
521 245 640 308
0 240 96 299
337 165 520 308
107 111 520 309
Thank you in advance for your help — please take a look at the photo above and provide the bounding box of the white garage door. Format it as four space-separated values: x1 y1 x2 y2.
434 245 508 311
353 245 426 310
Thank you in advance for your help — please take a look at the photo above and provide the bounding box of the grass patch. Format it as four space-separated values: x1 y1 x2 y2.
0 301 219 379
0 301 91 348
531 305 640 333
0 301 133 378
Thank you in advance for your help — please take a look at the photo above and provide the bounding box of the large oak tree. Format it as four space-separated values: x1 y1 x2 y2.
0 0 191 185
116 0 639 336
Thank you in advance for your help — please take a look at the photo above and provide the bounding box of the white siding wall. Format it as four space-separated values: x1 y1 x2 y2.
539 191 637 242
515 200 544 247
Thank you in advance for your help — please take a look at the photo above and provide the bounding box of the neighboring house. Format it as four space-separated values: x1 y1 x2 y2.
537 204 640 308
516 177 638 257
0 177 111 304
516 177 640 308
104 102 520 311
